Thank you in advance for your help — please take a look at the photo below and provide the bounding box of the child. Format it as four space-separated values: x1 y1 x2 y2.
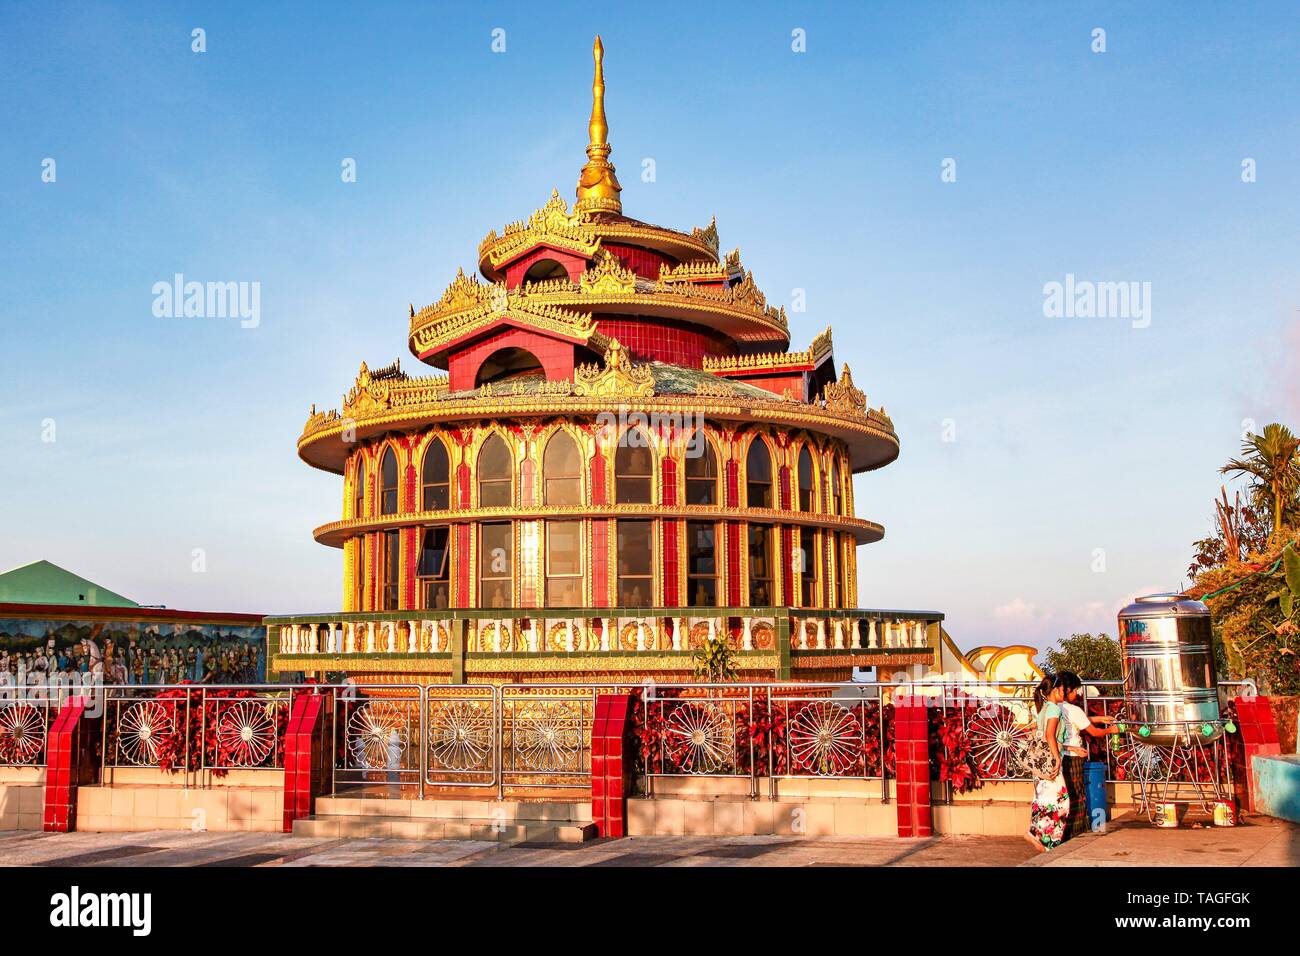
1054 671 1120 840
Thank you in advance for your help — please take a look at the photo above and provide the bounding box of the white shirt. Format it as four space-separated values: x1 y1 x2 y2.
1060 701 1091 750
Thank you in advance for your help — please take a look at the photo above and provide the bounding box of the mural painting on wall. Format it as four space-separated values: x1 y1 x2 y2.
0 618 265 689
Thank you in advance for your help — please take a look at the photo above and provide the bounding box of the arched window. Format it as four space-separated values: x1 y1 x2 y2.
615 431 653 504
684 433 717 506
353 458 366 518
379 447 399 515
831 460 844 516
421 440 450 511
797 446 815 512
474 347 543 388
524 258 569 282
543 431 582 506
746 438 773 509
477 434 512 507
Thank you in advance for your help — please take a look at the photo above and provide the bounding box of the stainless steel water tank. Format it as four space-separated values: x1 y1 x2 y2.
1117 593 1221 744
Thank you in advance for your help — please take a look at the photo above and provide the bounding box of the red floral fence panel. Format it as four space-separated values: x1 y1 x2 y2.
102 685 291 776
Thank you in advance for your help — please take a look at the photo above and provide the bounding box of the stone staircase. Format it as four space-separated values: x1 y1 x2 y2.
292 796 599 843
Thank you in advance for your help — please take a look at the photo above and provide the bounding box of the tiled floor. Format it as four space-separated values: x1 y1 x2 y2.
2 814 1292 867
0 828 1034 867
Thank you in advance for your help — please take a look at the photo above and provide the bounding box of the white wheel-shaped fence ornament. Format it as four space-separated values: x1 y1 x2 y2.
214 700 277 767
967 703 1033 778
1119 741 1183 783
664 702 734 774
346 702 409 770
787 701 861 776
511 703 582 772
0 702 46 765
428 700 493 771
118 700 174 766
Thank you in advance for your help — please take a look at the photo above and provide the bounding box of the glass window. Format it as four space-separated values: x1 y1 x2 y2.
616 520 653 607
382 530 401 610
746 440 773 509
353 459 366 518
544 432 582 506
380 448 399 515
418 526 450 609
748 523 773 606
831 460 843 516
798 446 815 512
545 520 583 607
422 440 450 511
479 522 513 608
687 521 717 607
615 432 653 504
478 434 512 507
798 531 817 607
684 434 717 505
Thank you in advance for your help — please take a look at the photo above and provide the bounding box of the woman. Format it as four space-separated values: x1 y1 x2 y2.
1025 675 1069 853
1055 671 1120 840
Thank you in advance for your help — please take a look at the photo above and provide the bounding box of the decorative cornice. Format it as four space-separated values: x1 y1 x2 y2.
578 249 637 295
572 338 654 398
823 363 867 416
690 216 719 253
477 190 602 270
702 326 833 375
409 281 597 358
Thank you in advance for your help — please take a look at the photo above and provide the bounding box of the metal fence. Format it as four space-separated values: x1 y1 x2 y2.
2 679 1253 807
0 693 58 768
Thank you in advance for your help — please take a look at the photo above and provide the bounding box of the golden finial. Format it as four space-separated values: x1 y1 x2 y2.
576 35 622 214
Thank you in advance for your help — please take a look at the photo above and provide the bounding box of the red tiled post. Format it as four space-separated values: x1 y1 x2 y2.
893 697 933 838
1230 695 1280 814
43 695 97 833
591 693 634 837
282 691 330 832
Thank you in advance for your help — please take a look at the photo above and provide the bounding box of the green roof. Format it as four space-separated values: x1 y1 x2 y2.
0 560 138 608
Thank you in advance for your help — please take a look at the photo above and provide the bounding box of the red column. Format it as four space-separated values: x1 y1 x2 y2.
43 695 95 833
893 698 933 837
1231 696 1280 814
591 693 634 837
283 691 330 832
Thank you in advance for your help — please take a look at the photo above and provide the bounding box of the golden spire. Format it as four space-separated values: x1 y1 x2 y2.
575 35 622 214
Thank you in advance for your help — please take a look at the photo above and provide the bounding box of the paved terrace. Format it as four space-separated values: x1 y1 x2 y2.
0 814 1292 867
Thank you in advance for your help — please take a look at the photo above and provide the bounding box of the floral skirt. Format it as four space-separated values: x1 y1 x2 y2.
1029 774 1069 850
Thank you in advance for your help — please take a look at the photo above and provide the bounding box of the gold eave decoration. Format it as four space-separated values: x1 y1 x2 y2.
477 190 603 271
409 291 597 359
658 251 743 284
578 250 637 295
299 387 898 476
703 326 834 375
572 339 654 397
823 363 868 416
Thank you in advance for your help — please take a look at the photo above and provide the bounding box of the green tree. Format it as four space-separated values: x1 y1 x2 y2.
1043 633 1122 681
1221 423 1300 545
692 635 738 682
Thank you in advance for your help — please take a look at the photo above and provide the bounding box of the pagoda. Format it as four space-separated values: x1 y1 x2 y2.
274 38 940 685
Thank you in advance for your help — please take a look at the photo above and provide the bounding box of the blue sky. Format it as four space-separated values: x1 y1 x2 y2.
1 2 1297 652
